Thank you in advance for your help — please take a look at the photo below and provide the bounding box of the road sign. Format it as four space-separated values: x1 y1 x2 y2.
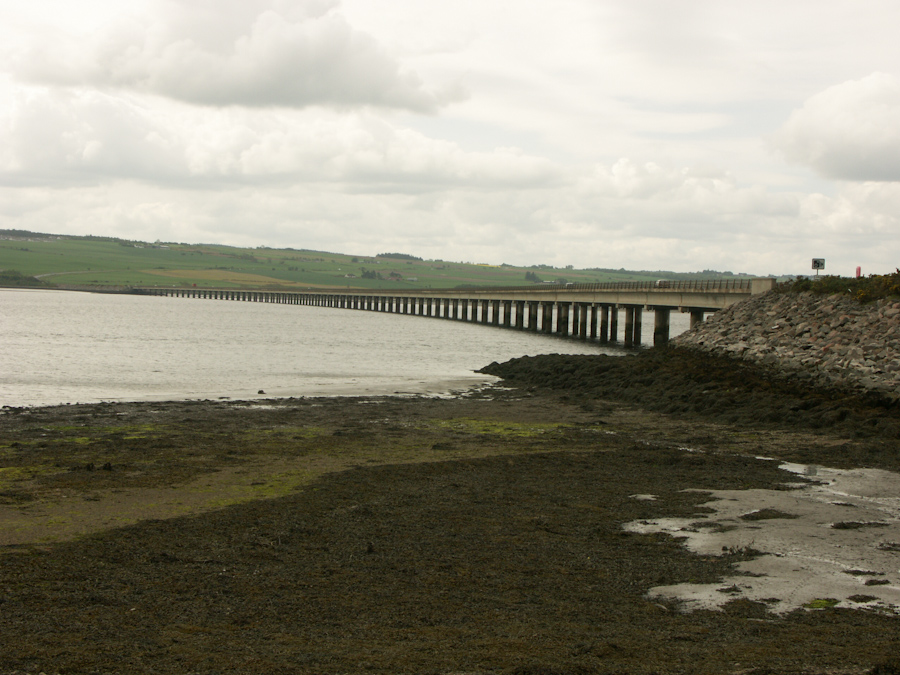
811 258 825 270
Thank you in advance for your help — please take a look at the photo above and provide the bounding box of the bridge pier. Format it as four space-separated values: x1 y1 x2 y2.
653 307 671 347
515 301 525 329
590 304 598 339
578 303 589 338
623 306 635 347
556 302 570 336
690 309 705 328
634 306 643 346
542 302 553 333
609 306 619 342
599 305 609 342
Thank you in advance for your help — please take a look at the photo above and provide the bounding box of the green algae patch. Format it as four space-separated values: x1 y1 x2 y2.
193 468 318 510
804 598 840 609
0 465 59 489
423 418 571 437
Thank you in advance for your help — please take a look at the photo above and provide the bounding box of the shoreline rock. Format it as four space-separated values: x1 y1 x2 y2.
674 291 900 400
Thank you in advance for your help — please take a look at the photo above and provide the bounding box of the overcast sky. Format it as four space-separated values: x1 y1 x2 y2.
1 0 899 275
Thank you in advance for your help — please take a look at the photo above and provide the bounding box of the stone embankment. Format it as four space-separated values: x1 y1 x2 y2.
673 291 900 400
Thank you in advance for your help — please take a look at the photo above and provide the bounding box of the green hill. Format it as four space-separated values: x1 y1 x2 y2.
0 230 753 290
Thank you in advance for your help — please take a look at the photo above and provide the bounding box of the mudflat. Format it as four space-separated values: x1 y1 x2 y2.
2 350 900 674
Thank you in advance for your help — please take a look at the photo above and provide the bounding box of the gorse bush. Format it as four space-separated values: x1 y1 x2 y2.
777 270 900 303
0 269 47 287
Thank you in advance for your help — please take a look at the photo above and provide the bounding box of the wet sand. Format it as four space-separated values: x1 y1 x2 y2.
2 350 900 674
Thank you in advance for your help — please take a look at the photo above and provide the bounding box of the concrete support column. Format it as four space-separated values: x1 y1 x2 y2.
443 298 451 318
556 302 570 336
450 299 458 320
633 306 643 347
653 308 671 348
578 303 589 338
624 306 635 347
590 305 599 339
461 299 469 321
528 302 540 331
515 301 525 329
490 300 499 325
690 309 705 329
609 306 619 342
541 302 552 332
502 301 512 327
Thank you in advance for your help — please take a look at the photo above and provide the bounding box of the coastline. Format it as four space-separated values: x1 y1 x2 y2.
3 348 900 673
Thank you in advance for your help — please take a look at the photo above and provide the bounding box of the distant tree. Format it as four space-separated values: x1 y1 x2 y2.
377 253 423 261
525 271 542 283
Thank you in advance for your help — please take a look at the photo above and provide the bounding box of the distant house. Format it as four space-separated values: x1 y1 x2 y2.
344 273 357 278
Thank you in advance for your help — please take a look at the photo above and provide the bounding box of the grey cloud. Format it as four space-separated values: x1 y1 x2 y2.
772 73 900 181
13 0 464 113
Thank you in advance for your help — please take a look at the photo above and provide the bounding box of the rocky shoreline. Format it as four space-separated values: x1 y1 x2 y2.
673 290 900 400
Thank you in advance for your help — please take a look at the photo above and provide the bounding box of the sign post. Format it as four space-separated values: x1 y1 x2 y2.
811 258 825 277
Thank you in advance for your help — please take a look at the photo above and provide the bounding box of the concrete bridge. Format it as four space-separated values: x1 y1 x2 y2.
135 277 775 347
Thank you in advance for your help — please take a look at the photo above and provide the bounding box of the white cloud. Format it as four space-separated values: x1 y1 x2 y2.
772 73 900 181
0 88 556 190
11 0 463 112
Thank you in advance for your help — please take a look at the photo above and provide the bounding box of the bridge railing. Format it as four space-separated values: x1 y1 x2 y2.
451 279 754 293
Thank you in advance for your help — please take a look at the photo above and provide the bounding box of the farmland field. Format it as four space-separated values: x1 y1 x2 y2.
0 230 751 290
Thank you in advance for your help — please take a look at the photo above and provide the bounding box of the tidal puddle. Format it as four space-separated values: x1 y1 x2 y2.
624 461 900 614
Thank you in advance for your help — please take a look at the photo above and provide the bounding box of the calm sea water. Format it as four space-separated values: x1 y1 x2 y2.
1 288 689 407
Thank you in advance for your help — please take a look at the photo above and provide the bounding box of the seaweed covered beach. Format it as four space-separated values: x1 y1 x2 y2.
2 349 900 674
